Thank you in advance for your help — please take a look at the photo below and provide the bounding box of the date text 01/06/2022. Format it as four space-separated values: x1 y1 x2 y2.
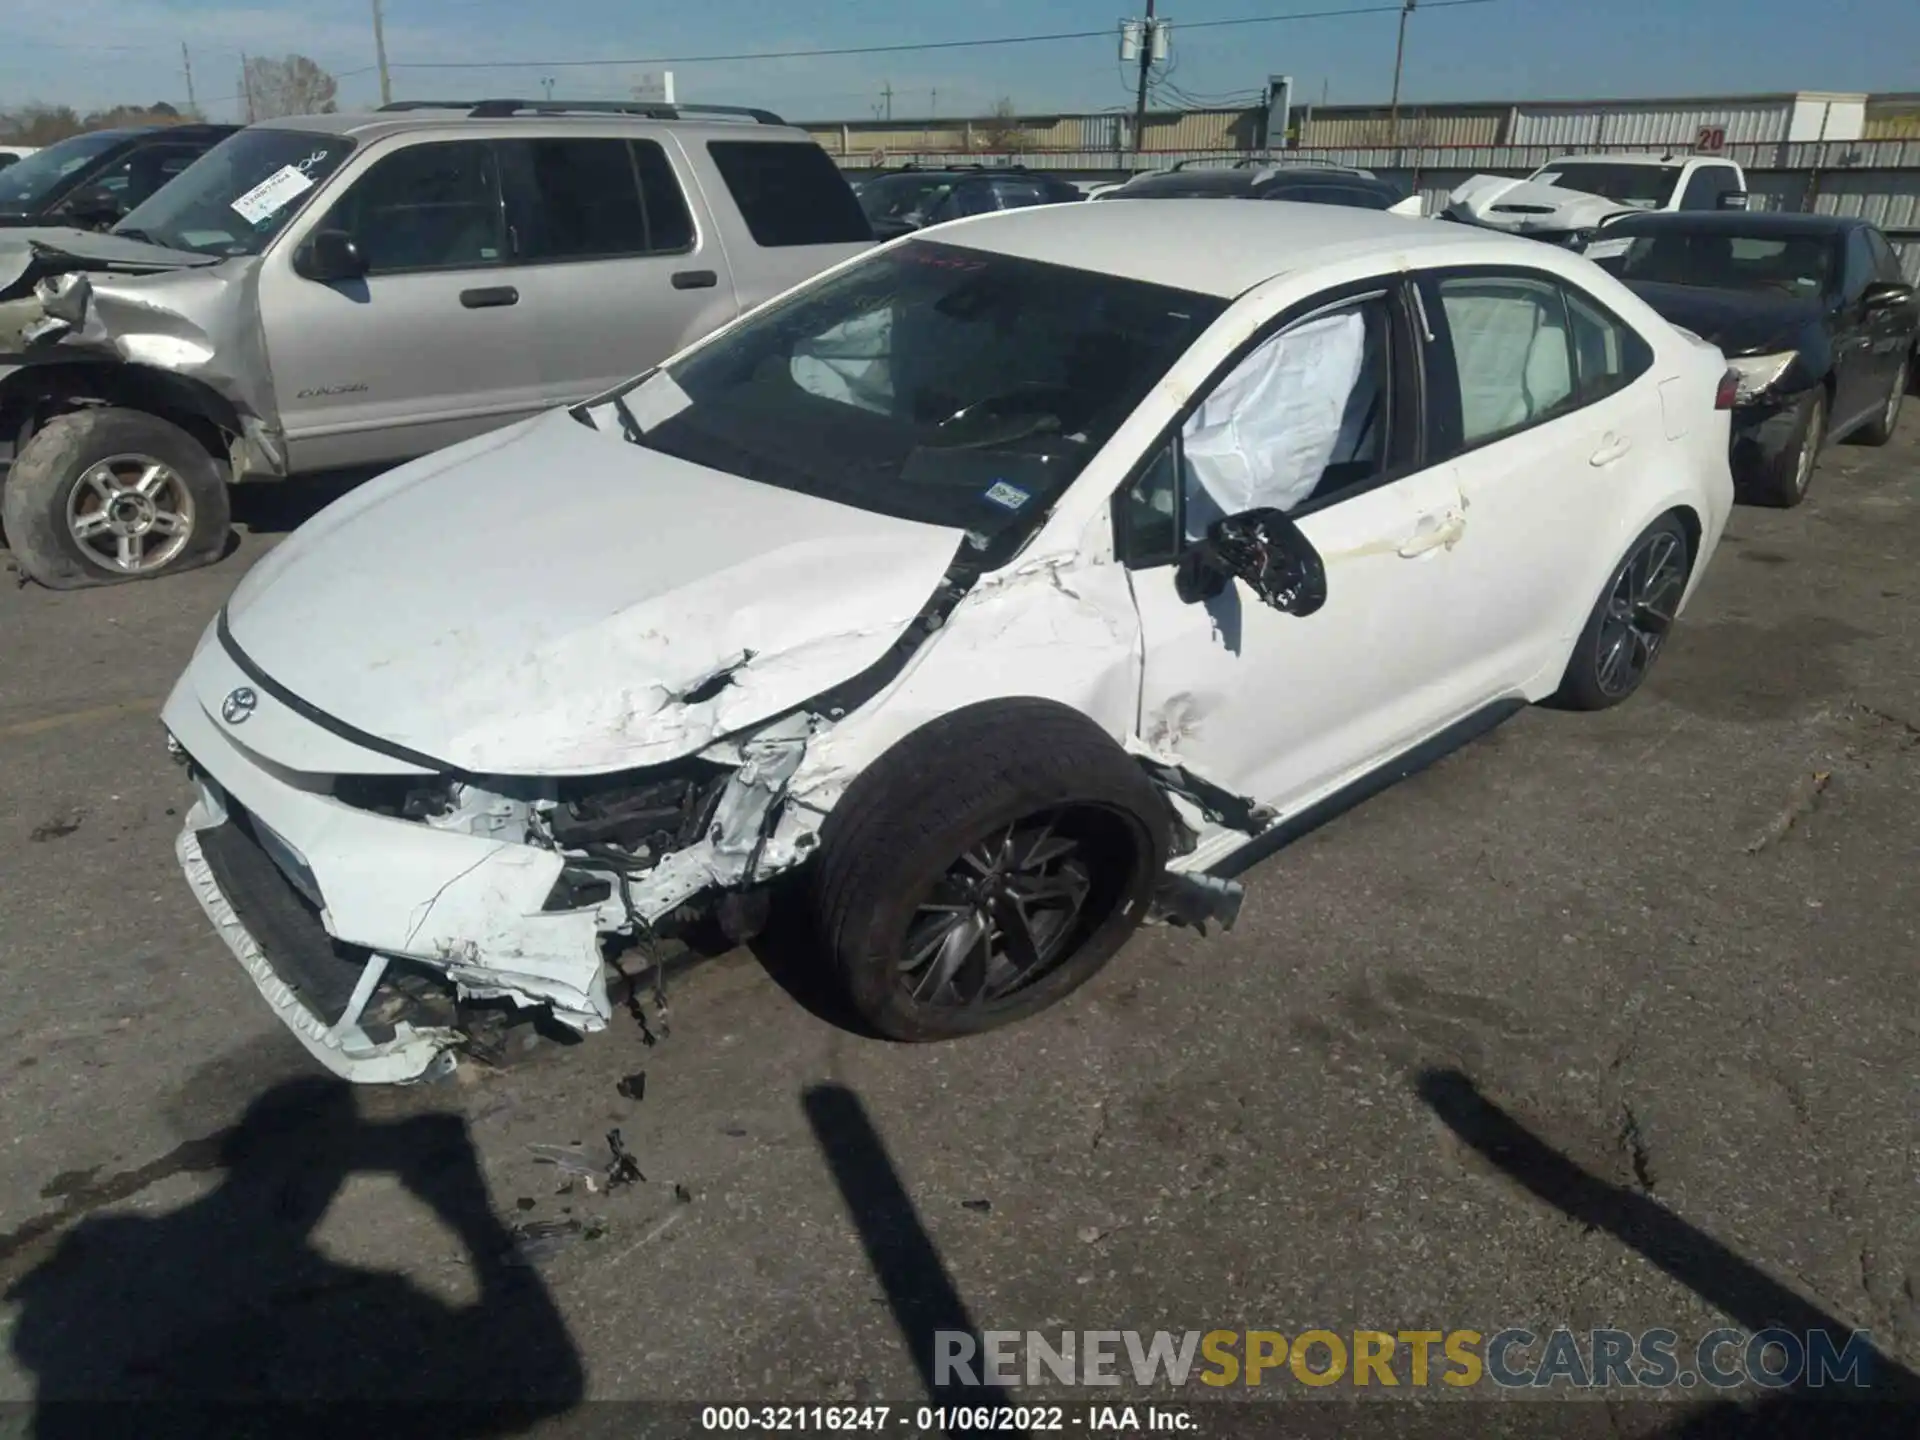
698 1405 1197 1432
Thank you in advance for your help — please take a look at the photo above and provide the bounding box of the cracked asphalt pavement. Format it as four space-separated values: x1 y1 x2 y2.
0 419 1915 1430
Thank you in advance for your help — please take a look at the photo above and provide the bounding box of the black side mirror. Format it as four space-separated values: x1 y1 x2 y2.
1716 190 1749 211
1862 280 1915 311
61 185 125 229
1174 507 1327 616
296 229 368 283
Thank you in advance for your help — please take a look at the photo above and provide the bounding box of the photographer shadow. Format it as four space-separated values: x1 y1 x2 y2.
6 1076 584 1437
1417 1068 1920 1438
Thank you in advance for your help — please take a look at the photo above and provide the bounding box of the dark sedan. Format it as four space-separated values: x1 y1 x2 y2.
1587 211 1917 506
851 165 1084 239
1098 162 1421 213
0 124 238 231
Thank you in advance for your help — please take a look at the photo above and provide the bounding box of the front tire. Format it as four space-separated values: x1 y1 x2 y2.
1743 388 1825 509
809 698 1170 1041
2 408 230 590
1555 515 1692 712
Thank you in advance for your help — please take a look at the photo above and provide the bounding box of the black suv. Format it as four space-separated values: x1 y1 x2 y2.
1099 159 1417 212
852 164 1083 238
0 124 239 231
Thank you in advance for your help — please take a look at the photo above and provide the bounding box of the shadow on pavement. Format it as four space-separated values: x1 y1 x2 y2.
1417 1067 1920 1438
803 1083 1008 1417
5 1076 584 1437
226 469 379 537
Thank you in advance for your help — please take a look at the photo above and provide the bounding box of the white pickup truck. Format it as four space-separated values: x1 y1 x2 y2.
1446 152 1749 248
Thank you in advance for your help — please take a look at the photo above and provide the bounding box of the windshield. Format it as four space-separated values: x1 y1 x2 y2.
1605 230 1838 299
856 176 958 223
0 131 130 215
599 239 1226 567
114 128 353 257
1530 163 1679 209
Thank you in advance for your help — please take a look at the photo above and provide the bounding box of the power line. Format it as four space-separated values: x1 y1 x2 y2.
388 0 1496 71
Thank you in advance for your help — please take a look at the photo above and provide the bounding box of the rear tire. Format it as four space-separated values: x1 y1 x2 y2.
1853 358 1907 447
2 408 230 590
1555 515 1692 712
1744 389 1824 509
809 698 1170 1041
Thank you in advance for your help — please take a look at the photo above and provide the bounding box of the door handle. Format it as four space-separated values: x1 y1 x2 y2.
1396 506 1466 558
1589 432 1633 466
671 269 718 290
460 285 519 309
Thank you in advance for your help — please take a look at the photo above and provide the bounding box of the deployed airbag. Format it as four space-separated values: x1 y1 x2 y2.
1180 310 1366 537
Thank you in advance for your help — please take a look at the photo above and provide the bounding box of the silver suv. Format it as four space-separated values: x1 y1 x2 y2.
0 99 874 588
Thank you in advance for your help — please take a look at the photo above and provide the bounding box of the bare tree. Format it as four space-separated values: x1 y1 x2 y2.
242 54 339 119
0 105 84 145
981 98 1028 153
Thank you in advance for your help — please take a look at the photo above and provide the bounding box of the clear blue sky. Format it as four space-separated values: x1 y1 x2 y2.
6 0 1918 125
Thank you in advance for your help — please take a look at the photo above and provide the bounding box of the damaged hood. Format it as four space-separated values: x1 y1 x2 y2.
0 227 218 300
222 408 967 776
1445 173 1649 235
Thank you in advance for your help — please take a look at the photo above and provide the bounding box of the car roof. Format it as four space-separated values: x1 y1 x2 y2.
253 109 819 146
1120 169 1392 199
1544 152 1724 168
1603 209 1864 237
930 201 1524 297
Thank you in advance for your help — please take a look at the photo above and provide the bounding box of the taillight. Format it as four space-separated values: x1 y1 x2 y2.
1714 369 1739 410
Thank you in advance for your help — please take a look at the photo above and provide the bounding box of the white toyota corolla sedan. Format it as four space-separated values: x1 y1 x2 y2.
162 202 1735 1082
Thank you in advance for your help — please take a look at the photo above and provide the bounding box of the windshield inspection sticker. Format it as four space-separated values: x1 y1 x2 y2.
984 480 1032 511
230 165 316 225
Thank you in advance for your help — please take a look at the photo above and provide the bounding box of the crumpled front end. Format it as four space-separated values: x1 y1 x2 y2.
1442 174 1635 246
163 626 837 1084
0 240 287 477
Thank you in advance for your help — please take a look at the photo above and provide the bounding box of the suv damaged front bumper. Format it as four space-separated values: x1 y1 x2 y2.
0 241 290 479
162 644 824 1084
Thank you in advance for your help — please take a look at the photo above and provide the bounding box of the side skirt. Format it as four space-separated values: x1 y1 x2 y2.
1207 698 1527 881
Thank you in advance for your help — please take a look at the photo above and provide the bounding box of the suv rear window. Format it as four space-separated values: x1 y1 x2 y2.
504 137 694 260
706 140 872 247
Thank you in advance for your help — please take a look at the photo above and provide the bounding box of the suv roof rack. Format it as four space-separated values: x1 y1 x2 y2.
377 99 786 125
1170 154 1365 175
897 162 1029 173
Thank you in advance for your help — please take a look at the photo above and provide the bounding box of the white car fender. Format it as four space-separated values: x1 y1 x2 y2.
785 521 1144 821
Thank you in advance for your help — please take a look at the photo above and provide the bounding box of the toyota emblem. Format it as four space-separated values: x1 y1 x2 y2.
221 687 258 725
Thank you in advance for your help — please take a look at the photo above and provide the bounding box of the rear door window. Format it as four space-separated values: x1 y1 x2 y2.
1562 284 1653 402
1433 275 1576 447
705 140 873 247
502 137 694 260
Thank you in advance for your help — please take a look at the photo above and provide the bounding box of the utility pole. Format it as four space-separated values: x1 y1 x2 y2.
880 81 894 122
240 52 256 123
1387 0 1415 148
1131 0 1156 155
371 0 392 106
181 42 197 116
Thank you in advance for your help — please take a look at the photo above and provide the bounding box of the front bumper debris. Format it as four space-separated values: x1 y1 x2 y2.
177 802 462 1084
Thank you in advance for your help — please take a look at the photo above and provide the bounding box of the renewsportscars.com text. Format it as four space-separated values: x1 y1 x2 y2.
935 1327 1881 1391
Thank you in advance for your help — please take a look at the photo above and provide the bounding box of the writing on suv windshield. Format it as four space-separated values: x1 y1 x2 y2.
115 129 354 257
605 240 1226 567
